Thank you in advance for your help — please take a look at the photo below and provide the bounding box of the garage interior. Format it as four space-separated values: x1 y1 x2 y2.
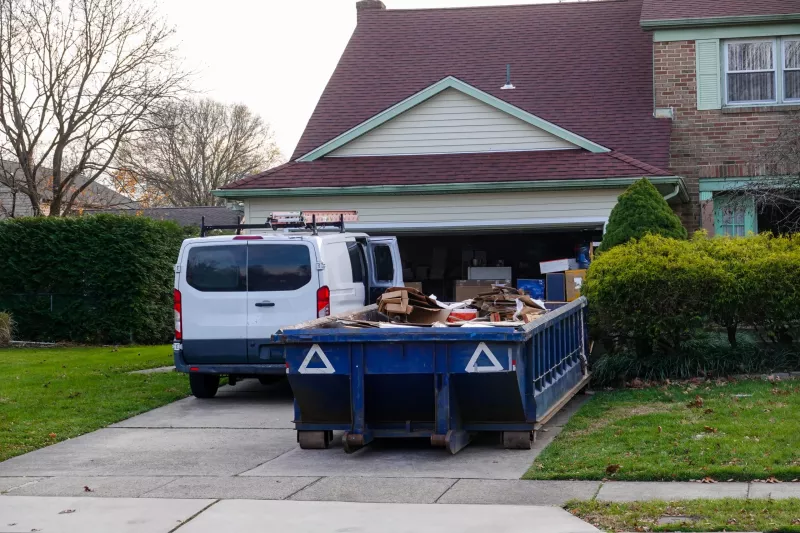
374 227 603 301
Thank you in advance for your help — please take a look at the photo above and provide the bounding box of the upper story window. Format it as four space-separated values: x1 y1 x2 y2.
725 38 800 105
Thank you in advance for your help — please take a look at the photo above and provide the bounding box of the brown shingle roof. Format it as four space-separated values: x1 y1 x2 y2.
226 0 672 192
641 0 800 26
224 151 670 191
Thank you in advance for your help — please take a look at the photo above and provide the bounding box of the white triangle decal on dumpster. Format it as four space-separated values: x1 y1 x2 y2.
465 342 504 373
298 344 336 374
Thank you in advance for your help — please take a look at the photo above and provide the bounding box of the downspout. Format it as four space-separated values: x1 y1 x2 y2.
662 184 680 202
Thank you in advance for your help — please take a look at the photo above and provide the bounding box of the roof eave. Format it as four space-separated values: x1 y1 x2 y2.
641 13 800 30
215 176 688 202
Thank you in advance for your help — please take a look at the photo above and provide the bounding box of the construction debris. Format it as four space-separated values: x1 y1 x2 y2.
377 287 451 324
369 285 549 328
471 286 547 324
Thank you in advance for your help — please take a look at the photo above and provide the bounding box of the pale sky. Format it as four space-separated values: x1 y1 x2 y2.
159 0 555 160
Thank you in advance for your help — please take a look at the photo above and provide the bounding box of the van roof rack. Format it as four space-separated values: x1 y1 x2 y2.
200 213 347 237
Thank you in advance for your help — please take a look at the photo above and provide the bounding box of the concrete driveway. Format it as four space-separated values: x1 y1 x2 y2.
0 379 595 505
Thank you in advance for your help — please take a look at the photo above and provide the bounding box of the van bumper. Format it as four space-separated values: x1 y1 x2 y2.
173 343 286 375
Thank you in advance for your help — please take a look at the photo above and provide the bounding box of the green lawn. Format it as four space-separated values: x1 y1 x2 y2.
0 345 188 462
568 499 800 532
526 379 800 481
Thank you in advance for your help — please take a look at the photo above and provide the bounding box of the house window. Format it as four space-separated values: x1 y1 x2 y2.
713 195 757 237
724 38 800 105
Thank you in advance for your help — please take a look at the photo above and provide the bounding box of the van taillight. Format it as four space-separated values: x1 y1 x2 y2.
317 286 330 318
173 289 182 341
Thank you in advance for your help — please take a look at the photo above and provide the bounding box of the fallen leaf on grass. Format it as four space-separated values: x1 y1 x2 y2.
701 477 717 483
606 464 621 475
83 486 92 492
48 433 56 439
703 408 714 414
704 426 718 433
792 518 800 525
658 426 662 433
686 396 704 409
766 476 782 484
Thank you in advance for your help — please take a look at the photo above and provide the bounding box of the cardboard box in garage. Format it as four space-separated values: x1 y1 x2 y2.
565 269 587 301
454 280 511 301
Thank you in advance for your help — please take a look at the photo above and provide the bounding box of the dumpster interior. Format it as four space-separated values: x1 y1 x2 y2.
390 229 602 301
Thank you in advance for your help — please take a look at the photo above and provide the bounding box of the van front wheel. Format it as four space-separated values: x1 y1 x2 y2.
189 374 220 399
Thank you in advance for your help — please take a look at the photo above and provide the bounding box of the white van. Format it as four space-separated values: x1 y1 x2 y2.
173 220 403 398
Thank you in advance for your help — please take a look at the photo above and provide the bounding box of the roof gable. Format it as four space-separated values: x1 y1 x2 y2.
291 0 671 169
300 77 608 161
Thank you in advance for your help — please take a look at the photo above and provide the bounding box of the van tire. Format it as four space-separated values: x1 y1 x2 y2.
189 374 220 399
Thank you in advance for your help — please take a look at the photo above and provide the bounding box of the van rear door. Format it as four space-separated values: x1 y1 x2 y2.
366 237 404 303
246 240 320 364
180 241 248 364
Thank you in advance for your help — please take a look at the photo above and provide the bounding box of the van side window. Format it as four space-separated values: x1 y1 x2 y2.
373 244 394 282
186 246 246 292
347 242 365 283
248 244 312 292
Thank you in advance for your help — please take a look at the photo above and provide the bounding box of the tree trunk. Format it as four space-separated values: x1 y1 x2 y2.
727 325 738 348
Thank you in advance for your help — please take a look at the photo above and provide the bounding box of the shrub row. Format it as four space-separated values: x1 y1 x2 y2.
0 215 184 344
585 233 800 363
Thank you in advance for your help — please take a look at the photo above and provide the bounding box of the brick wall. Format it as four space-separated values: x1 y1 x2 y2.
654 40 800 230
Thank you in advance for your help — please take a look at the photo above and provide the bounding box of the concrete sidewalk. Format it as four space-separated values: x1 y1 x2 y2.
0 496 599 533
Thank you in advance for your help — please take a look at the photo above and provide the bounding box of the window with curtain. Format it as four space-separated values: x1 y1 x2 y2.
725 38 800 105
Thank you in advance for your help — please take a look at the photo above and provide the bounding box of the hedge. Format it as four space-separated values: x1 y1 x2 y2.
0 215 184 344
585 233 800 361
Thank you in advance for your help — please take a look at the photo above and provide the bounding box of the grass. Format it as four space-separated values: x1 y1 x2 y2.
567 499 800 532
525 379 800 481
0 345 188 462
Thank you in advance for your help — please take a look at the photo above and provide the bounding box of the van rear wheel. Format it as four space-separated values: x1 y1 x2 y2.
189 374 220 399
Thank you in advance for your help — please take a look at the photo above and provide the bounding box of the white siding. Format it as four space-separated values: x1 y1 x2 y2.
245 189 622 232
329 89 578 157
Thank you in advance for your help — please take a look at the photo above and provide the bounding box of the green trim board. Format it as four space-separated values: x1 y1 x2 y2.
654 23 800 42
699 176 795 192
644 14 800 31
215 176 689 201
297 76 610 161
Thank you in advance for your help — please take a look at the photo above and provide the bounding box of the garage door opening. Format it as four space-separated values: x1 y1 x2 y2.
383 228 603 301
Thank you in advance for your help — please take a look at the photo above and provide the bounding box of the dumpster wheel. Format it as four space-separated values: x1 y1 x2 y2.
298 430 331 450
503 431 533 450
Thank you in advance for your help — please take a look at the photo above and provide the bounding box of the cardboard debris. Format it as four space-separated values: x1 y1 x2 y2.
355 287 551 329
471 286 547 324
378 287 451 325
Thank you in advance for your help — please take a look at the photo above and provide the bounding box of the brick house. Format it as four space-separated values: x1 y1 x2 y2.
645 0 800 236
215 0 800 297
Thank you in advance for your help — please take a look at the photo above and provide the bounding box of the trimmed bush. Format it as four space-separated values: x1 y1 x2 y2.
586 232 800 381
585 234 724 357
0 215 184 344
598 179 687 252
0 312 12 346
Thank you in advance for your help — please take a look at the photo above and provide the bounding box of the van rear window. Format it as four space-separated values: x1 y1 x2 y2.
248 244 313 292
186 246 246 292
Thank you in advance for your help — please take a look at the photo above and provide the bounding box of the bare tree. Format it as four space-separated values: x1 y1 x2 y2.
0 0 187 217
732 117 800 233
117 98 282 207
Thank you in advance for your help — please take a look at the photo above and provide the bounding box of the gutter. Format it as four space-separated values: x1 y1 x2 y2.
641 13 800 30
215 176 689 201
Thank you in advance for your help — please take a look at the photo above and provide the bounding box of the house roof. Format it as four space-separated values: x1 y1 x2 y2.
225 0 671 192
85 206 242 227
641 0 800 27
0 161 136 208
226 151 670 191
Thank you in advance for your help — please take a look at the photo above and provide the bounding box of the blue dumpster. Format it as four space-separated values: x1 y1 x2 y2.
275 297 590 454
